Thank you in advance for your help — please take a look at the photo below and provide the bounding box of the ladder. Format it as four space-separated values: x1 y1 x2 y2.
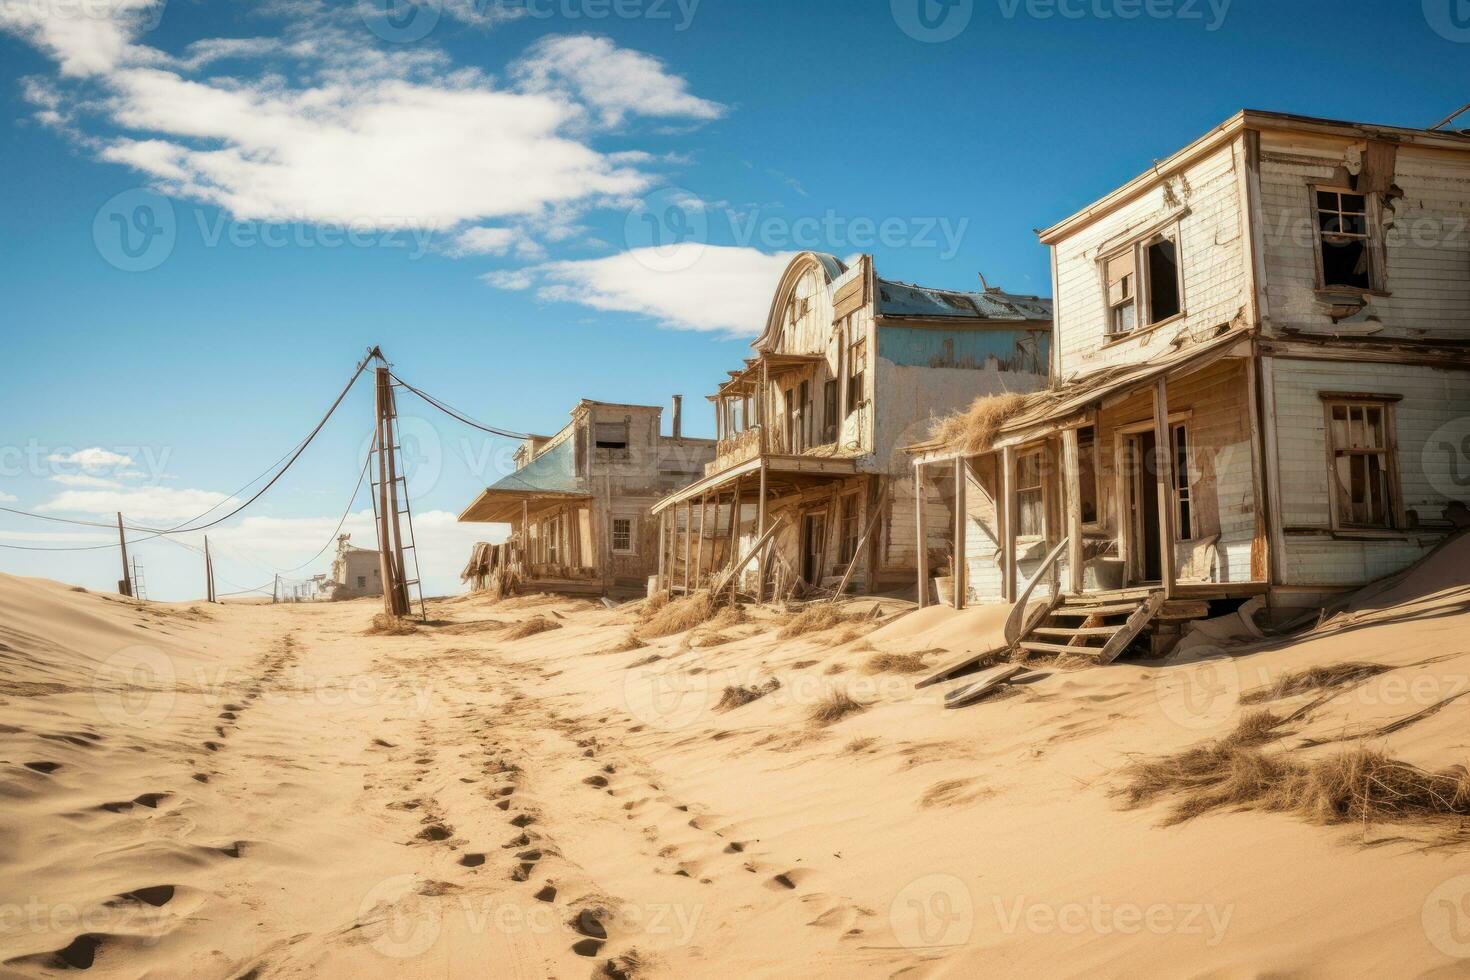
368 438 427 621
130 557 147 602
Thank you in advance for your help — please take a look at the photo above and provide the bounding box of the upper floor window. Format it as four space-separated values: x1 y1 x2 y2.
611 517 634 553
846 335 866 417
1103 229 1184 338
1313 188 1376 291
595 421 628 450
822 378 839 444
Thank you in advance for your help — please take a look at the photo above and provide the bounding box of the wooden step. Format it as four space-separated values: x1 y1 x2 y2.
1049 603 1140 617
1018 640 1100 657
1032 625 1123 638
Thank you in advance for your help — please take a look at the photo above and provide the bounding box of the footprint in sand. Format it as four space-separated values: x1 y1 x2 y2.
510 849 542 881
110 885 175 908
458 853 485 868
416 823 453 843
582 775 609 788
509 813 535 828
23 761 61 774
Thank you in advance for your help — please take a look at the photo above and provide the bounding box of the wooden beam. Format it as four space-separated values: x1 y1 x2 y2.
915 463 928 608
1153 378 1178 599
694 493 708 586
756 461 768 603
1001 446 1018 603
657 510 667 592
952 458 967 609
682 500 693 594
1061 428 1084 594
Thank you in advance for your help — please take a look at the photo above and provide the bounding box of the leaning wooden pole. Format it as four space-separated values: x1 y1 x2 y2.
373 367 399 617
204 535 216 603
380 369 411 616
115 512 132 598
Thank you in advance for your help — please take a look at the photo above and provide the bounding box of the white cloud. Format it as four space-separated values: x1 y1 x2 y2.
46 448 134 470
480 268 534 290
0 491 17 503
50 474 124 489
36 487 235 523
513 35 725 128
522 245 797 334
449 225 544 259
1 9 723 235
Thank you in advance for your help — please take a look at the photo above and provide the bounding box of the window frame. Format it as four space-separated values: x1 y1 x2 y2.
1076 425 1102 530
1099 223 1187 342
1015 447 1047 541
610 516 636 555
594 420 629 451
1321 393 1402 532
1310 186 1382 293
846 333 867 418
836 492 861 566
1171 422 1194 540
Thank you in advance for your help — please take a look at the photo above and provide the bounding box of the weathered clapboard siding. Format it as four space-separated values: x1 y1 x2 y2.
1051 140 1251 381
1257 133 1470 337
1270 356 1470 587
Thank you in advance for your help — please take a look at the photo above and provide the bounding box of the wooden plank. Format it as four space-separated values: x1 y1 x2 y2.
1157 599 1211 621
943 664 1026 709
953 458 966 610
829 482 889 601
711 515 786 599
756 461 769 603
1001 445 1018 602
1095 592 1168 665
1050 603 1140 616
1019 641 1092 656
1153 379 1177 599
1033 625 1124 638
914 645 1009 690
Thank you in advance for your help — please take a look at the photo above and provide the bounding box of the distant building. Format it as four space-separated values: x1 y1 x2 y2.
459 398 717 598
329 534 382 599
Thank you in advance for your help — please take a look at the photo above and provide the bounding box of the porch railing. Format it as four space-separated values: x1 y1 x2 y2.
1004 536 1069 647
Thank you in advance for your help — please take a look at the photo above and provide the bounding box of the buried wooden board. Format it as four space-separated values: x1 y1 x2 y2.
914 645 1009 690
942 664 1026 709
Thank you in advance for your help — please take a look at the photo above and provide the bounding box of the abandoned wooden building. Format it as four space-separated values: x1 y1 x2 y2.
459 399 716 598
650 251 1053 600
907 109 1470 659
328 534 382 600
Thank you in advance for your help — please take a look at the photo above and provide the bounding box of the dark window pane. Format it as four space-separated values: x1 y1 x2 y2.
1317 190 1338 210
1321 238 1371 288
1147 238 1181 323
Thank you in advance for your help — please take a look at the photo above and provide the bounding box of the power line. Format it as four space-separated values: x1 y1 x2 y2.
389 371 532 440
278 440 374 573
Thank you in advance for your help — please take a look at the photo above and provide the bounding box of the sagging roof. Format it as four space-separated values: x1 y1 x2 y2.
876 279 1053 323
458 436 590 524
907 325 1253 462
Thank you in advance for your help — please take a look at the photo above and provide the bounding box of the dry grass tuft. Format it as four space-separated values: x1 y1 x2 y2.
930 391 1030 455
365 614 419 636
777 605 858 640
844 736 879 754
597 633 646 655
1120 709 1470 827
715 678 780 712
706 605 746 631
503 616 561 641
863 651 932 674
1240 662 1392 704
807 689 869 727
635 591 715 639
627 653 664 668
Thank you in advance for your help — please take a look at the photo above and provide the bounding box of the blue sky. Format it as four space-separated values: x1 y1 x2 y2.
0 0 1464 599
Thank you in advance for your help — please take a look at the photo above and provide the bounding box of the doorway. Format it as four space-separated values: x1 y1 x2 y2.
1126 431 1163 583
801 512 827 585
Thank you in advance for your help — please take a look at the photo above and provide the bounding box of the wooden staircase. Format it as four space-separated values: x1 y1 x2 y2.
1015 589 1168 665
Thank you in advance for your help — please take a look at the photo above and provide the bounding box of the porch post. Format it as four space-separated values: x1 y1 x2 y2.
658 510 667 592
1153 378 1178 599
695 493 708 586
915 462 928 609
729 476 743 601
1061 428 1085 594
952 457 967 609
682 500 693 594
1001 445 1019 603
521 499 530 576
756 462 768 603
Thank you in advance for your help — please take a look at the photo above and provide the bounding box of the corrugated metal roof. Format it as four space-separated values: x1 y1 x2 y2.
876 278 1053 322
486 436 584 496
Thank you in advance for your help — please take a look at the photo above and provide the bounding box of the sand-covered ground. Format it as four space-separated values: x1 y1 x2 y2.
3 546 1470 978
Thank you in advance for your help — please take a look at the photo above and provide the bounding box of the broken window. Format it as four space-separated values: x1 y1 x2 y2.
847 335 866 417
1172 423 1192 538
1324 398 1398 529
611 517 634 553
799 379 811 451
1145 234 1182 324
837 494 861 565
1077 426 1099 525
1017 449 1045 538
595 421 628 450
822 378 838 444
784 386 796 453
1315 189 1374 290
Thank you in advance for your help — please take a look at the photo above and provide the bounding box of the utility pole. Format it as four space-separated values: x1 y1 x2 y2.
116 512 133 598
373 362 411 617
272 574 279 604
204 535 216 603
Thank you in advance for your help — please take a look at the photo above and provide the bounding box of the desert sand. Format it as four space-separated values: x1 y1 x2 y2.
3 544 1470 978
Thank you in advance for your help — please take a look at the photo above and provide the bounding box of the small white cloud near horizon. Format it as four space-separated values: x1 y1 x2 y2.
37 487 235 523
46 448 134 471
495 244 796 334
50 474 124 489
0 491 18 503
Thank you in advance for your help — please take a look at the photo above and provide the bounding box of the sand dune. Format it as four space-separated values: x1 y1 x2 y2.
3 548 1470 977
